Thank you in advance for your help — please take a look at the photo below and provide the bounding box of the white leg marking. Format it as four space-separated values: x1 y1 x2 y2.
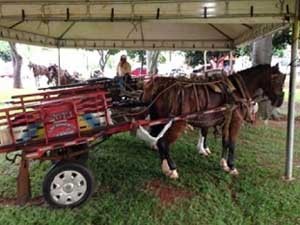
161 160 179 179
136 126 157 149
197 135 209 156
169 169 179 179
136 120 174 150
205 147 211 154
161 159 171 175
220 158 230 172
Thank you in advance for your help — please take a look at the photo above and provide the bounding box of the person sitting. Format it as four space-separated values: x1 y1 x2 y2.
116 55 132 91
116 55 131 77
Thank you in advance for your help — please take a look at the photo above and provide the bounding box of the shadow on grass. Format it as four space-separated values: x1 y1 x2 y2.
0 124 299 225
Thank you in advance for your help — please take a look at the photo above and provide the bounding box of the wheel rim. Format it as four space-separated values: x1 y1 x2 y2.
50 170 87 206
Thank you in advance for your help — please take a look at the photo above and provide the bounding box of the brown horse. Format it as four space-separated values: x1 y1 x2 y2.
48 65 81 86
28 62 50 87
141 64 285 179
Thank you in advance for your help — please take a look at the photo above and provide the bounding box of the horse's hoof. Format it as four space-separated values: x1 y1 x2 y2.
161 159 171 174
220 158 230 172
150 144 158 151
198 149 209 156
205 148 211 155
169 170 179 179
197 145 209 156
229 168 239 176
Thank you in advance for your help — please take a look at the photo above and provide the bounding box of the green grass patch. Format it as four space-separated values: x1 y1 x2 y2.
0 123 299 225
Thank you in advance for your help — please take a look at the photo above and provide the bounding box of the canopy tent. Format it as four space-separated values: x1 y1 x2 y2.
0 0 294 49
0 0 299 181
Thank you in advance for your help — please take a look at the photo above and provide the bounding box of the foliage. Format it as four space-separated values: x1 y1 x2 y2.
0 121 300 224
97 49 120 72
235 45 251 57
0 41 12 62
272 28 291 57
127 50 146 65
184 51 227 67
184 28 291 67
158 54 166 64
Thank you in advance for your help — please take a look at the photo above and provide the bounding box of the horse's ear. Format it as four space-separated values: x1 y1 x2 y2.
275 63 279 69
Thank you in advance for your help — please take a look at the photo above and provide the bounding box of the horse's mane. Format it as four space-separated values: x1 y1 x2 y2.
234 64 271 77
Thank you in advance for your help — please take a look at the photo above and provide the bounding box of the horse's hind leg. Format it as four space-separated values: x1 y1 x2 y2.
197 128 211 156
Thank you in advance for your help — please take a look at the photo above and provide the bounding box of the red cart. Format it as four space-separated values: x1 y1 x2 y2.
0 85 164 208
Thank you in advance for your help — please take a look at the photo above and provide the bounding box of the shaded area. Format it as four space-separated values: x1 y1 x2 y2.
0 122 299 225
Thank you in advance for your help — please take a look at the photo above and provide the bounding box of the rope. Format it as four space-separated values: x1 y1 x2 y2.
125 78 225 117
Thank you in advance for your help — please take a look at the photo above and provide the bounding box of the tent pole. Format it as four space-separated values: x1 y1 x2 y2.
229 50 233 74
57 47 61 86
285 0 299 180
204 50 207 72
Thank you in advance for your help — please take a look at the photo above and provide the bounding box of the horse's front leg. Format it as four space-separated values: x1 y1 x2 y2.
197 128 211 156
220 136 230 172
157 137 178 179
227 110 243 175
157 120 186 179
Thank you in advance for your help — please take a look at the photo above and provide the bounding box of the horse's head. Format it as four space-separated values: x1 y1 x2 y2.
264 64 286 107
47 65 58 84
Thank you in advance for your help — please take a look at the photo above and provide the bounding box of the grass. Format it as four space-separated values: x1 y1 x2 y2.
0 87 299 225
0 122 300 225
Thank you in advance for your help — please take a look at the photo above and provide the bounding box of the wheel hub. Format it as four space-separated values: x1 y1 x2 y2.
63 183 74 193
50 170 87 205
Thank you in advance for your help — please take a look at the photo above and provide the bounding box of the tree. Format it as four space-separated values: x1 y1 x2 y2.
183 28 291 67
127 50 146 71
184 51 228 68
9 42 23 88
0 41 12 62
97 49 119 72
147 51 160 75
251 32 289 120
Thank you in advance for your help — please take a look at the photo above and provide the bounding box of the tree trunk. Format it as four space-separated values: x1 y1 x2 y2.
97 50 111 73
147 51 160 75
9 42 23 89
252 36 278 120
252 36 272 66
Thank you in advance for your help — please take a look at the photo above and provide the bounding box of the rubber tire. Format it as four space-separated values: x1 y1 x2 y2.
43 161 95 208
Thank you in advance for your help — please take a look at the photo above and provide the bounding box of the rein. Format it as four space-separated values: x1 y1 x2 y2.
232 73 257 123
126 79 224 117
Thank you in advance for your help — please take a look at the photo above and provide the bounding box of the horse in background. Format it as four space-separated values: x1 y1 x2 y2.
141 64 285 179
28 62 50 88
48 64 81 86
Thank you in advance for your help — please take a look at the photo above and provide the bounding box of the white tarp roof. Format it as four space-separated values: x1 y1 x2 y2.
0 0 295 50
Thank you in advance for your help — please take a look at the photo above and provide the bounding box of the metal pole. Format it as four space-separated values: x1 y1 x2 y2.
229 50 233 74
57 47 61 86
285 0 299 180
204 50 207 72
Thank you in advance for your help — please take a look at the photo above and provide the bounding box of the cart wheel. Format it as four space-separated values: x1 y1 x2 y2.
43 161 95 208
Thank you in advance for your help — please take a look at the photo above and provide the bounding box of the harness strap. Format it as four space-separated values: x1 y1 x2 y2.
193 84 201 112
223 104 237 141
203 85 209 108
234 74 251 100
